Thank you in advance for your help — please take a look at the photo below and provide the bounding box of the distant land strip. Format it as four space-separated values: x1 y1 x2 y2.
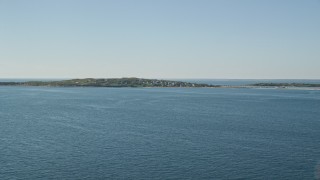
0 78 219 88
0 78 319 88
249 83 320 88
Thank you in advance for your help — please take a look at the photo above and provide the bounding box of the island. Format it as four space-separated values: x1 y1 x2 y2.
0 78 220 88
1 78 319 89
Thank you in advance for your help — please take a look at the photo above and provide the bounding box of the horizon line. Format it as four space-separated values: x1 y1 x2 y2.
0 77 319 80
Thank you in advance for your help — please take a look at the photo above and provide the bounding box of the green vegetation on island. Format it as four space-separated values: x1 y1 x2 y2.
0 78 220 88
1 79 319 88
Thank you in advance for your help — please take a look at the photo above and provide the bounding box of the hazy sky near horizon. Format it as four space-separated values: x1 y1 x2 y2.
1 0 319 79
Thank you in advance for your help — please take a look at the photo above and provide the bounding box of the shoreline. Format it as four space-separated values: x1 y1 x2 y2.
0 78 319 90
0 84 319 90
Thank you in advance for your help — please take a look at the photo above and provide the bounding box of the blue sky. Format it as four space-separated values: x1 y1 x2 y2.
0 0 319 79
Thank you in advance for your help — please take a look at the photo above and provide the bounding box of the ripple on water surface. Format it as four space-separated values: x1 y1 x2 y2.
0 87 320 179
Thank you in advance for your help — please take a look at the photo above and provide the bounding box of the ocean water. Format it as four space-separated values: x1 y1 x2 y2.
0 86 320 179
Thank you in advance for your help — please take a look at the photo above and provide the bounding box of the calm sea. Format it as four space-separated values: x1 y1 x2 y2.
1 84 320 179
